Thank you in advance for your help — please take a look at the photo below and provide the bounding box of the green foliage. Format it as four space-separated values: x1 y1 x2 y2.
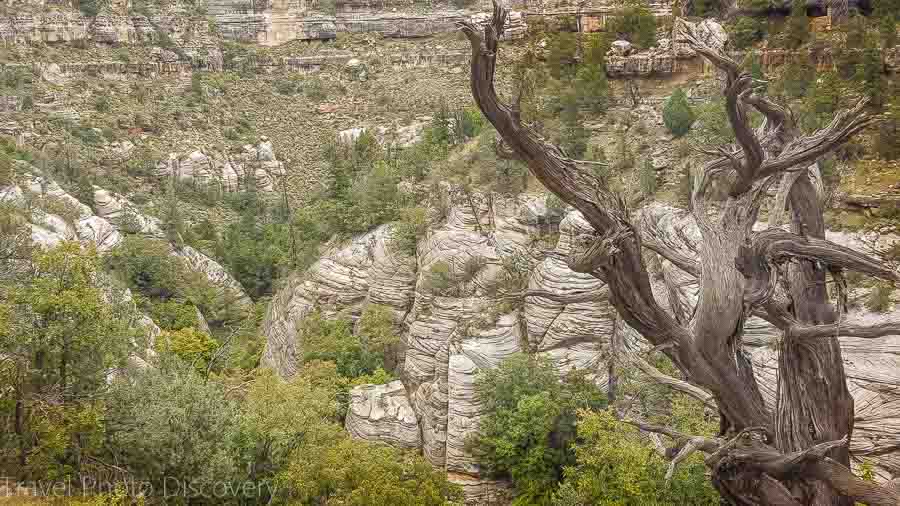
545 32 579 80
219 194 295 299
77 0 108 17
730 17 767 49
105 359 241 494
278 424 463 505
423 261 454 295
639 157 657 196
775 60 815 99
468 354 606 504
876 99 900 160
855 47 886 107
0 151 13 186
663 88 696 137
553 410 719 505
158 327 220 372
866 282 894 312
0 243 145 479
785 0 811 49
574 36 610 114
299 308 398 381
607 0 657 49
879 14 898 47
391 206 428 255
801 71 847 131
559 91 590 159
148 299 200 331
2 243 140 398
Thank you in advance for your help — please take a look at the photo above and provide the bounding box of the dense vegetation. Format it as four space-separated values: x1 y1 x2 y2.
2 1 899 504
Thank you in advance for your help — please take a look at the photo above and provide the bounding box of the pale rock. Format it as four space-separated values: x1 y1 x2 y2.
172 245 252 310
611 39 632 56
346 380 421 450
75 216 122 253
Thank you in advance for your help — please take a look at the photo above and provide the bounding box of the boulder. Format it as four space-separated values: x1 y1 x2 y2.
346 380 421 450
611 39 632 56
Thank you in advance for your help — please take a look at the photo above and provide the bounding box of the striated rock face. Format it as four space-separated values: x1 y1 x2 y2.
346 380 421 450
263 187 900 498
262 223 417 378
262 186 609 499
155 139 286 193
172 244 253 310
3 168 250 349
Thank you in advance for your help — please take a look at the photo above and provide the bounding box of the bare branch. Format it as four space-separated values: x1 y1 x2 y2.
629 353 716 409
789 316 900 340
621 416 721 453
737 229 899 309
642 237 701 278
666 438 705 482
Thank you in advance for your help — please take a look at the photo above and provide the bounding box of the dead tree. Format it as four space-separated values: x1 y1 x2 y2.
459 4 900 505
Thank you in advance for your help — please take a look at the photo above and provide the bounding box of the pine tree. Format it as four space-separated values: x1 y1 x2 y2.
639 157 657 196
663 88 696 137
785 0 810 49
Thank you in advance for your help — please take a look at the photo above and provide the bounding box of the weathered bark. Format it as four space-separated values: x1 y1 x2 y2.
459 4 899 505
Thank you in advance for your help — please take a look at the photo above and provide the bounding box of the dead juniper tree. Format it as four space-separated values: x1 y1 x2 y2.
459 4 900 505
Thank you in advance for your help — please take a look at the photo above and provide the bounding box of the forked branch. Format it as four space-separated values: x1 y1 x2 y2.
737 229 899 310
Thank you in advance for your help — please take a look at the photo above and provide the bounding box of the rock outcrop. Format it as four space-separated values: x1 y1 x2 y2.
262 187 900 499
155 139 286 193
346 380 421 450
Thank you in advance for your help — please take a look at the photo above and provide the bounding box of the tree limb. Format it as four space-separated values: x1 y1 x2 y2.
789 316 900 340
629 353 717 409
737 228 899 309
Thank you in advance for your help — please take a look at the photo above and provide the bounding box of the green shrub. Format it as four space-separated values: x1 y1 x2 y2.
552 410 719 505
158 327 219 372
104 360 240 493
467 354 606 505
729 17 767 49
639 157 657 196
866 282 893 312
0 152 13 186
663 88 696 137
423 261 454 295
391 206 428 255
299 310 391 381
607 0 657 49
785 0 810 48
149 299 200 331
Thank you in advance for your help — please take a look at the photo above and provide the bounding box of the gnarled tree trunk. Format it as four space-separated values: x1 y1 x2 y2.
458 4 900 505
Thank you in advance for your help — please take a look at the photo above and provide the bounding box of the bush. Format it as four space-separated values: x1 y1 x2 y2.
104 360 241 494
785 0 810 49
866 282 894 312
278 426 463 505
423 261 454 295
158 327 220 373
552 410 719 505
729 17 767 49
639 157 657 196
467 354 606 504
663 88 696 137
607 0 657 49
391 206 428 256
299 310 392 381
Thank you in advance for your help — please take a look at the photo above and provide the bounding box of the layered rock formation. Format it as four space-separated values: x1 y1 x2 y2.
155 138 286 193
261 185 900 500
1 167 252 325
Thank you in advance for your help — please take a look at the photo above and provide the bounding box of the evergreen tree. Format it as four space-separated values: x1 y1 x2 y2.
574 35 610 114
608 0 657 49
639 157 657 196
785 0 810 49
663 88 696 137
855 47 885 107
